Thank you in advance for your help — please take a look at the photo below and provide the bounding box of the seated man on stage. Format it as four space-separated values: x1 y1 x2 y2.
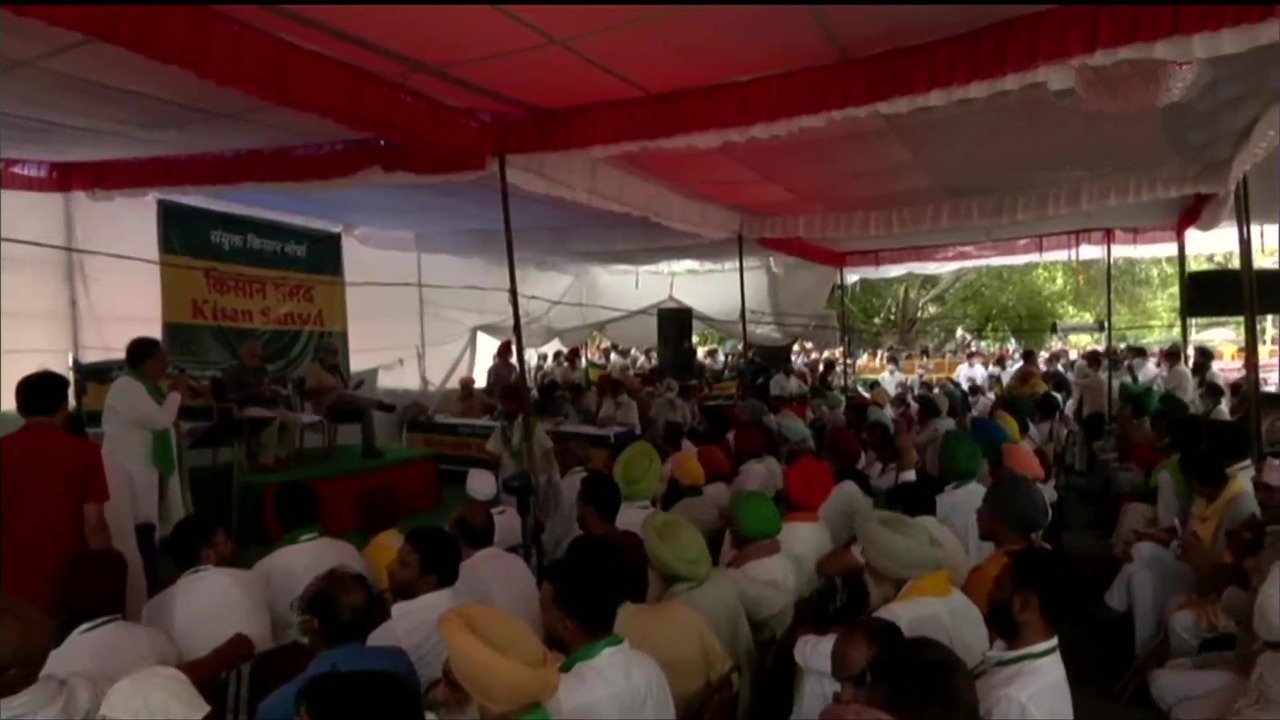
223 340 300 471
447 376 494 419
303 340 396 460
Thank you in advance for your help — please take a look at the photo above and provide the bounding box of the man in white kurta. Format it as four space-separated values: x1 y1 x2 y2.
252 482 367 646
725 491 798 643
451 504 543 639
974 546 1073 720
877 357 906 397
101 338 190 614
540 536 675 719
366 526 461 689
934 430 996 567
141 516 272 661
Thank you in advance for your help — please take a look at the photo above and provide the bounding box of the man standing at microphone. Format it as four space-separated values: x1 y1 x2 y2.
102 336 195 619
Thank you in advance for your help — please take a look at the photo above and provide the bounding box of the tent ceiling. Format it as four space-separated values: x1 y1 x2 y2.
0 13 366 162
216 5 1047 112
180 175 722 263
1 5 1276 268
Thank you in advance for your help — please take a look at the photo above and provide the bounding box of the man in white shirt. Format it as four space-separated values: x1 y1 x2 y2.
41 549 178 688
366 526 461 689
596 378 641 433
252 482 367 646
935 431 996 567
142 514 273 661
1 596 106 720
539 536 676 719
975 546 1073 720
451 504 543 638
101 337 192 604
1161 346 1196 405
485 385 560 499
1123 346 1161 390
877 356 906 397
464 468 523 551
954 352 989 392
770 364 808 404
1191 345 1228 411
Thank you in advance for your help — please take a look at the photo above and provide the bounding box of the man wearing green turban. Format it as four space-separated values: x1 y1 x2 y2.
933 430 994 567
642 512 755 718
613 440 662 535
722 492 796 644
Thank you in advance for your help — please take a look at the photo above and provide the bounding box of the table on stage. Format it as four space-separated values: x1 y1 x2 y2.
404 416 637 471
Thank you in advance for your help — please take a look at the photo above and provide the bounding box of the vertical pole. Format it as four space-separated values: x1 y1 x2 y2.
64 194 81 364
1176 231 1189 353
1234 176 1263 461
837 268 850 394
416 251 427 390
1105 231 1114 420
737 231 748 343
497 153 535 564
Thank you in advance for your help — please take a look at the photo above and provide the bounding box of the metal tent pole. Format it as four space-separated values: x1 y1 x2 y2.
837 268 850 394
1176 230 1189 352
1105 231 1114 420
1233 175 1263 461
497 153 536 564
416 251 427 390
737 231 749 343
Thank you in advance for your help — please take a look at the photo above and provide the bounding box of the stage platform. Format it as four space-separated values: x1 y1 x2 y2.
191 446 442 546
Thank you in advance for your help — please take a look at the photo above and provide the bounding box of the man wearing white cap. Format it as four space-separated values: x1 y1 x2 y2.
98 666 211 720
466 468 522 552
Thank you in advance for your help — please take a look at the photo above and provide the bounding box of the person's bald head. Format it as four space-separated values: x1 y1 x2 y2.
0 596 57 698
296 568 387 650
450 501 496 553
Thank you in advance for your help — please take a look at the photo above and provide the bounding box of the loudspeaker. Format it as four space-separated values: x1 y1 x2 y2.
657 307 695 381
1185 269 1280 318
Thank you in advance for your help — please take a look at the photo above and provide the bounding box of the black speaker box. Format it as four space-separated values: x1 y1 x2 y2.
657 307 695 381
1184 269 1280 318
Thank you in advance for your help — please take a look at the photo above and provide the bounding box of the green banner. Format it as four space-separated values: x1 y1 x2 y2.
158 200 348 377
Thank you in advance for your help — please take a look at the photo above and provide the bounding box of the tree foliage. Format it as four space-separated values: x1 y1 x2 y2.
839 252 1256 352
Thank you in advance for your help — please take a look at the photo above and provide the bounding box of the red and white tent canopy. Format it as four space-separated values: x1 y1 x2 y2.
1 4 1277 266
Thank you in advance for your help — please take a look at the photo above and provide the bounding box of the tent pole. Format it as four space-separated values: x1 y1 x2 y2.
1176 231 1189 352
63 194 81 366
416 251 427 390
1105 230 1114 421
497 153 536 565
737 231 748 345
837 268 850 394
1233 175 1263 462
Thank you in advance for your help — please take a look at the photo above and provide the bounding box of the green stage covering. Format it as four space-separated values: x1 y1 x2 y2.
241 446 433 486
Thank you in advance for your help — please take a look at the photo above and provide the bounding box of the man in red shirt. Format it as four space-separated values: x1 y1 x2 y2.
1 370 112 618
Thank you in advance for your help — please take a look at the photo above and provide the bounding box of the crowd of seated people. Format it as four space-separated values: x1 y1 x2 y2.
2 334 1277 720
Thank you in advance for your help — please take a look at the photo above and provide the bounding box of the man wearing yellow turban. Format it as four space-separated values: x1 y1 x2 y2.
642 512 755 719
433 604 561 719
613 440 661 536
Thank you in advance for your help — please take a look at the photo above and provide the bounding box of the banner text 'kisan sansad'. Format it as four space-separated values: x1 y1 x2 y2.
161 255 347 332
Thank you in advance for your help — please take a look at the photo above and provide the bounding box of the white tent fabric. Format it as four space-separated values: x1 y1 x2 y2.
0 188 836 408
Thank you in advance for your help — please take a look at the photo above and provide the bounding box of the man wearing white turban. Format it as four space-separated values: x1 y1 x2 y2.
841 511 990 670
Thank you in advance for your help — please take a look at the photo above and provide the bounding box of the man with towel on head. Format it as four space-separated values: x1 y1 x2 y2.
432 604 561 720
962 474 1050 616
613 440 662 536
465 468 522 551
934 431 995 567
725 491 799 644
851 510 989 670
732 424 784 498
780 455 837 599
820 428 874 549
643 511 755 719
